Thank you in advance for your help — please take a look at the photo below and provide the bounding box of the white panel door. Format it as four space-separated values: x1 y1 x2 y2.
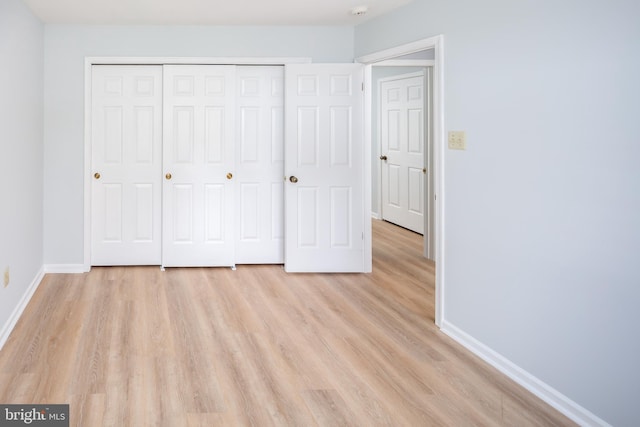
91 65 163 265
380 72 425 234
162 65 236 267
284 64 364 272
235 66 285 264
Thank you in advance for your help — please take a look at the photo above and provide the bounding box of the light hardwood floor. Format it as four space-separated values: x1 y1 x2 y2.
0 220 574 426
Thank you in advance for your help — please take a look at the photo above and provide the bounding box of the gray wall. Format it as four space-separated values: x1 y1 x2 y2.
0 1 44 334
356 0 640 425
43 25 354 265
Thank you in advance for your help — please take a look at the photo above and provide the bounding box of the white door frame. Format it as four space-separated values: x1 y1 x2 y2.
83 57 310 271
357 35 445 327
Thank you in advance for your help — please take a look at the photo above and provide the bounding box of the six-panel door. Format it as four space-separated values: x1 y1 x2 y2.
162 65 236 267
380 72 425 234
284 64 365 272
234 66 285 264
91 65 163 265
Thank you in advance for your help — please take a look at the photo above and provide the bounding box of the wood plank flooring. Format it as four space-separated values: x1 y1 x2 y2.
0 220 575 426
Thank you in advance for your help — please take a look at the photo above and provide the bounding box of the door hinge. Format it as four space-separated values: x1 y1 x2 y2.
361 82 364 91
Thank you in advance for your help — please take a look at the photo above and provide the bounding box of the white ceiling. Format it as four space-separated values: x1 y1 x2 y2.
22 0 413 26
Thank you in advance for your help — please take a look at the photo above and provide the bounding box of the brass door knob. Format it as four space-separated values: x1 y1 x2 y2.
94 172 101 179
380 155 388 161
226 173 233 180
165 173 172 180
289 176 299 183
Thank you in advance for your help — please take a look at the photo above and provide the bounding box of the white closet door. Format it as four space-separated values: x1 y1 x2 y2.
380 72 425 234
284 64 365 272
162 65 236 267
235 66 285 264
91 65 163 265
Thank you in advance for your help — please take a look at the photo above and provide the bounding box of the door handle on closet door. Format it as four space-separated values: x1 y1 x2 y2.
165 173 172 180
289 176 299 183
379 155 388 161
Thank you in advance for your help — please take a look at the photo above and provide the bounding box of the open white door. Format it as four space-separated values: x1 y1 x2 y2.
284 64 365 272
162 65 236 267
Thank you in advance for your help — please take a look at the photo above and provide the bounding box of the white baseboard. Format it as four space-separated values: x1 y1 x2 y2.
440 320 610 427
0 266 45 351
371 212 381 220
43 264 88 274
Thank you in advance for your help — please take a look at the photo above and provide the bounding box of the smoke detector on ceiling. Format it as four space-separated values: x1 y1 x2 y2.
351 6 369 16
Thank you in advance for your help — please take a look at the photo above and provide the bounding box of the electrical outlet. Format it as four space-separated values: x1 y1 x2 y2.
3 267 9 288
448 131 467 150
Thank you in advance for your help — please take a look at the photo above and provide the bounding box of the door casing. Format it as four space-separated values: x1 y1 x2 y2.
356 35 445 327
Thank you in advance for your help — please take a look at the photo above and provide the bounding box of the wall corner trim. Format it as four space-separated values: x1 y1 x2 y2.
440 320 611 427
0 267 45 351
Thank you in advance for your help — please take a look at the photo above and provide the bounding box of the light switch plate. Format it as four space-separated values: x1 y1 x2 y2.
448 131 466 150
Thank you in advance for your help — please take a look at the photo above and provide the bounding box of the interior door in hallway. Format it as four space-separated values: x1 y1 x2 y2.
234 66 285 264
162 65 236 267
91 65 163 265
380 71 425 234
284 63 365 272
